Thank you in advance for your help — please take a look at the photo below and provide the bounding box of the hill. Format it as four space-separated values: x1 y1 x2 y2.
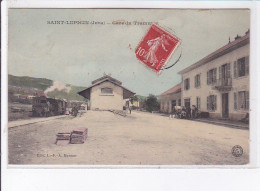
8 74 87 101
136 95 146 101
8 74 53 91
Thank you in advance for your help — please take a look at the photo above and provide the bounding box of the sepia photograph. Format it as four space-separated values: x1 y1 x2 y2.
7 8 250 165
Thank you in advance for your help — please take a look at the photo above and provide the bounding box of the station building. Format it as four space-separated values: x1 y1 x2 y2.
78 75 135 110
178 30 250 120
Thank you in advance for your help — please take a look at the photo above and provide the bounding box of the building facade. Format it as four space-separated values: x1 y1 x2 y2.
159 83 181 113
178 31 249 120
78 75 135 110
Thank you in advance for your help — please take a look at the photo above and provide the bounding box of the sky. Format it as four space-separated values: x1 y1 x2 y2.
8 9 250 96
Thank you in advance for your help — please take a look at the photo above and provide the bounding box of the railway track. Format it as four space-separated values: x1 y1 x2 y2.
8 115 67 129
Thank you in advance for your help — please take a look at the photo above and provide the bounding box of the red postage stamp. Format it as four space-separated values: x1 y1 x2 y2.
135 24 180 74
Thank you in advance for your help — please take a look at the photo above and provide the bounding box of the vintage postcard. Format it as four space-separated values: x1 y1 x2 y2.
6 8 251 166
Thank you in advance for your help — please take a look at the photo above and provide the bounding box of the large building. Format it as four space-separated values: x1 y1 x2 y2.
78 75 135 110
178 30 250 120
159 83 181 113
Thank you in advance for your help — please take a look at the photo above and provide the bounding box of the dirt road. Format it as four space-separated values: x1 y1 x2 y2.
8 111 249 165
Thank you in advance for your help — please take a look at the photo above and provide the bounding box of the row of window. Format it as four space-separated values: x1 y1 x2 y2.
184 96 217 111
184 56 249 90
183 91 249 112
183 74 201 90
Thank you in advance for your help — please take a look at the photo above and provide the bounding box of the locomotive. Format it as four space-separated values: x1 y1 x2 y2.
32 96 67 117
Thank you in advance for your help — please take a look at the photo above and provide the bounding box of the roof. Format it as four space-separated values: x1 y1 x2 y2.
91 75 122 85
160 83 181 96
78 76 135 99
178 31 250 75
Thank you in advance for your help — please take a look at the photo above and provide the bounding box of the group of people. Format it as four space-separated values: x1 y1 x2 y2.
170 105 200 119
71 106 79 117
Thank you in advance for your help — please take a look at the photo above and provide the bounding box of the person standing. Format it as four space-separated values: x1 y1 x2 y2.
186 106 191 119
191 105 196 119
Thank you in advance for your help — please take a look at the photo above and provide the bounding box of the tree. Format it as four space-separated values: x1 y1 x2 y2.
129 95 139 104
144 94 160 112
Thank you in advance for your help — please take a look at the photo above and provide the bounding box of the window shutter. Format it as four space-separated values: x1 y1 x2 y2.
214 95 217 111
227 63 231 78
198 75 200 87
242 92 246 109
207 96 209 110
234 61 237 78
207 71 209 85
196 97 199 109
219 66 222 80
238 92 242 110
194 76 196 87
213 69 216 84
234 92 237 110
245 56 249 75
245 91 249 110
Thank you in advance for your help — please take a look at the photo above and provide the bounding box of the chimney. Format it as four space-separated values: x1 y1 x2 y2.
245 29 250 35
234 34 241 40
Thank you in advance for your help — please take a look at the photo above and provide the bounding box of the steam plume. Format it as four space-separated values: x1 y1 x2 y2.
44 81 71 94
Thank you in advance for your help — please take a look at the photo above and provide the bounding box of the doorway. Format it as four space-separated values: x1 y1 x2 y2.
184 98 190 108
222 93 229 118
171 100 176 113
